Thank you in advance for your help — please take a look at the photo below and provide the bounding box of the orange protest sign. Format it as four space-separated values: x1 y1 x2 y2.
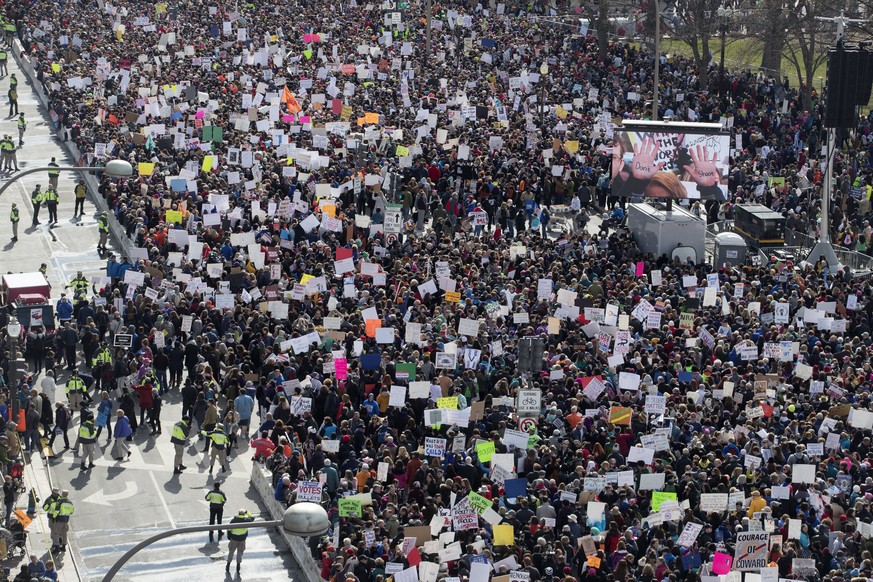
444 291 461 303
282 87 302 114
365 319 381 338
13 510 31 529
608 405 632 425
587 556 601 568
321 204 336 218
364 112 380 124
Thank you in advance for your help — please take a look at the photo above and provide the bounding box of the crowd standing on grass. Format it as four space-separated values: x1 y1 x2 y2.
5 0 873 581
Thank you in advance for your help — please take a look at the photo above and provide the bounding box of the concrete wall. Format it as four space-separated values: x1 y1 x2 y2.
250 463 324 582
11 39 134 259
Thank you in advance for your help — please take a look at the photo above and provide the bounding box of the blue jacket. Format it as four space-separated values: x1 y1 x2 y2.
113 416 133 439
56 299 73 321
233 394 254 421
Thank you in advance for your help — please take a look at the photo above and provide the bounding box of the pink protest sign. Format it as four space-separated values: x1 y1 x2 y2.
712 552 732 575
335 358 348 380
635 261 644 277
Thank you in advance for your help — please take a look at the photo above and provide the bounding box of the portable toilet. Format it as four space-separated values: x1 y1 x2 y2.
713 232 748 267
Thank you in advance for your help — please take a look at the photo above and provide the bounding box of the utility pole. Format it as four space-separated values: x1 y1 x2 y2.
806 11 864 270
425 0 432 61
652 0 660 120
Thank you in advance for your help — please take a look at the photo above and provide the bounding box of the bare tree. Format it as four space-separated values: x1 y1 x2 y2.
759 0 789 74
663 0 730 74
781 0 855 110
582 0 611 63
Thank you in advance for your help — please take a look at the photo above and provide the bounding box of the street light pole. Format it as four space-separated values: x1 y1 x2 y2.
539 63 549 137
102 502 329 581
717 6 732 98
102 521 281 582
0 160 133 200
6 316 21 422
652 0 660 120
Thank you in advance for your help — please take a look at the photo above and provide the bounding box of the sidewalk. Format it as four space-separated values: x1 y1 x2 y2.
0 37 92 581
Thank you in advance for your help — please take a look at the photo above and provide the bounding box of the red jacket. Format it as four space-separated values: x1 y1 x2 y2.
133 383 154 408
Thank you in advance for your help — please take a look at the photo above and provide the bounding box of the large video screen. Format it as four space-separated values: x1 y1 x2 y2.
610 130 730 201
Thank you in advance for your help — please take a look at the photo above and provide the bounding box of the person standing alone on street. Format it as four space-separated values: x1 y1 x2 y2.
9 202 18 242
226 509 255 573
171 416 190 474
112 409 132 461
97 211 109 250
7 84 16 117
16 113 25 145
47 158 59 189
30 185 42 226
205 482 226 543
43 187 58 224
77 411 97 471
74 180 86 217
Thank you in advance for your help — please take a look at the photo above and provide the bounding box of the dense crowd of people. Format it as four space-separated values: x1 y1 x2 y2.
3 0 873 581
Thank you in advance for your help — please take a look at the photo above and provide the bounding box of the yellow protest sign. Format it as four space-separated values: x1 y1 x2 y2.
341 105 352 120
300 274 314 285
165 210 182 224
445 291 461 302
138 162 155 176
477 441 495 462
51 63 61 73
395 145 409 157
651 491 677 511
555 106 568 119
494 524 514 546
437 397 458 410
321 203 336 218
202 156 215 173
564 140 580 154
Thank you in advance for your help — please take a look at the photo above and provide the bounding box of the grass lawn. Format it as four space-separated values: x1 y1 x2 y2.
632 37 828 94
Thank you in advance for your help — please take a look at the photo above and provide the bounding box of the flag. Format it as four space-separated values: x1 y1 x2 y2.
282 87 302 114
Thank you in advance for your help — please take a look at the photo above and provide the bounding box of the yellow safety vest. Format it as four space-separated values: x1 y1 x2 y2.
10 208 18 222
66 377 85 393
205 491 226 505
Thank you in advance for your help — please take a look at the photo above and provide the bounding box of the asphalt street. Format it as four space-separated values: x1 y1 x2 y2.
0 40 307 582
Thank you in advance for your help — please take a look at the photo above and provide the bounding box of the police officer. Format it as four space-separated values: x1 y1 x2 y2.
1 135 14 171
74 180 86 217
7 82 16 117
205 482 226 543
97 211 109 250
201 425 229 473
91 343 112 393
9 202 18 241
42 487 59 550
16 113 25 145
30 185 42 225
78 412 97 471
0 46 8 77
47 158 60 189
51 490 74 553
66 371 85 412
171 416 191 474
66 271 88 296
226 509 255 572
43 187 58 224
